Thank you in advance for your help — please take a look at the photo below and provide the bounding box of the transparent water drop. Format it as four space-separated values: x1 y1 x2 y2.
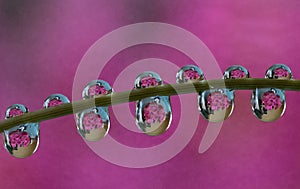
223 65 250 80
77 107 110 141
251 88 286 122
134 71 162 89
43 94 70 108
135 72 172 136
199 89 234 122
82 80 113 99
176 65 204 83
4 104 39 158
265 64 292 80
76 80 112 141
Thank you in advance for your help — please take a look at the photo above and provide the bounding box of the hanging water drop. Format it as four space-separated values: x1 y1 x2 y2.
77 107 110 141
251 88 286 122
43 94 70 108
199 89 234 122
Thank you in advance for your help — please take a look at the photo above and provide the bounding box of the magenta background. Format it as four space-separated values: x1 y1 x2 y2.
0 0 300 188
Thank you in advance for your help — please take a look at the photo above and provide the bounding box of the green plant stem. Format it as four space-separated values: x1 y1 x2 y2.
0 78 299 132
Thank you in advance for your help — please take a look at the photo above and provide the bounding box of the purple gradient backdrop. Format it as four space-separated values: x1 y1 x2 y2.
0 0 299 188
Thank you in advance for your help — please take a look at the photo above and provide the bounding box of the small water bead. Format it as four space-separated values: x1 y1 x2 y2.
199 89 234 122
135 72 172 136
77 108 110 141
176 65 204 83
135 71 162 89
4 104 39 158
223 65 250 79
136 97 171 136
251 88 285 122
43 94 70 108
5 104 27 118
82 80 113 99
265 64 292 80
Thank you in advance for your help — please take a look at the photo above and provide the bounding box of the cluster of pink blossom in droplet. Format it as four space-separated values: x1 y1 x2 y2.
207 92 230 111
140 77 158 88
262 91 282 110
48 99 63 107
143 102 166 125
274 68 289 78
230 69 247 79
8 108 23 118
82 112 103 131
9 131 31 148
88 85 107 96
183 69 200 80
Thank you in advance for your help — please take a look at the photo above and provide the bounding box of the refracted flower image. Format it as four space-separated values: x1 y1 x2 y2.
229 69 247 79
143 102 166 125
262 91 282 111
207 92 230 111
82 112 103 131
9 130 31 148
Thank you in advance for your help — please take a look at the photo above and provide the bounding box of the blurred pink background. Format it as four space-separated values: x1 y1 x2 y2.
0 0 299 188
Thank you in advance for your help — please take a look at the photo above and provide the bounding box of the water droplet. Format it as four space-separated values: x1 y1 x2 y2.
135 72 172 136
223 65 250 79
265 64 292 80
176 65 204 83
82 80 113 99
77 108 110 141
199 89 234 122
134 71 162 89
76 80 112 141
251 88 285 122
5 104 28 118
43 94 70 108
4 104 39 158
